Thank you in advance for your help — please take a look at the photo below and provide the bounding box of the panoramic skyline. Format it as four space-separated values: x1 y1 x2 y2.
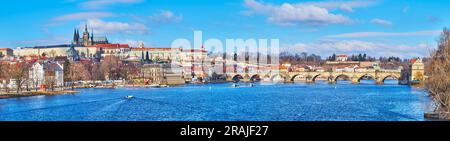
0 0 449 58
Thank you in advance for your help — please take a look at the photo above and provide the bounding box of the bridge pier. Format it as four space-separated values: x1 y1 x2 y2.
351 77 360 84
284 80 294 83
374 77 383 85
375 80 384 85
306 78 315 83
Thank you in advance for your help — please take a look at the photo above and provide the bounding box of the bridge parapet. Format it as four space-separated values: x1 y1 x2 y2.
225 70 401 85
287 71 401 84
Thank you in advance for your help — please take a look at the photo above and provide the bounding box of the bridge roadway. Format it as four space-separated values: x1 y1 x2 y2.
225 70 402 84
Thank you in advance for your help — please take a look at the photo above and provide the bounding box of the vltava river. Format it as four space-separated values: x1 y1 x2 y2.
0 80 430 121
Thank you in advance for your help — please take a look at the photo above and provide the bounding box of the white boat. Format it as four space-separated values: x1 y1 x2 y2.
232 83 239 88
125 95 134 100
149 84 160 88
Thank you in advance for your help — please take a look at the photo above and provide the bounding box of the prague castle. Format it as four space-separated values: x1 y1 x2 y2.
14 25 111 58
11 25 208 65
72 24 109 47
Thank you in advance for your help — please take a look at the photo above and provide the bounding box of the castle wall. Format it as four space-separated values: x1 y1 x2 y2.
14 47 99 58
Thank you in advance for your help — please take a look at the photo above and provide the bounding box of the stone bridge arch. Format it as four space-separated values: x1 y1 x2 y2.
290 73 306 81
332 74 352 83
230 74 244 82
379 74 401 84
356 73 376 83
310 74 322 82
270 73 287 81
249 74 261 82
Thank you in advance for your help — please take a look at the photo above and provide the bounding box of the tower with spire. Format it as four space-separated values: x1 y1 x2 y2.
82 24 91 46
90 30 94 45
72 28 80 45
72 24 109 47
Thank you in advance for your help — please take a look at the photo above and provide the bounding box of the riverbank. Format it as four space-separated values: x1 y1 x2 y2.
0 90 79 99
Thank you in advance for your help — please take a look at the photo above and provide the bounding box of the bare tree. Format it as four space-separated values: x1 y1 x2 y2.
44 76 57 91
0 61 10 93
426 28 450 119
10 62 30 94
101 56 121 81
90 62 104 85
66 61 90 89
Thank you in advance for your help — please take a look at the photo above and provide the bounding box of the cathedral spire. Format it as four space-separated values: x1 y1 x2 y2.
73 28 77 43
73 28 79 45
85 24 88 33
90 30 94 45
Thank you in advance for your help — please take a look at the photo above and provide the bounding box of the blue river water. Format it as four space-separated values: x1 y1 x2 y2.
0 80 430 121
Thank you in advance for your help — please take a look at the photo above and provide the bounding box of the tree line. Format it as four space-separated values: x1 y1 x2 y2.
0 56 142 94
279 52 407 65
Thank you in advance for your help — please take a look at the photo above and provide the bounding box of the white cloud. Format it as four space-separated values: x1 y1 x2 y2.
150 10 183 23
81 19 149 35
282 40 432 58
370 18 392 27
300 0 377 12
80 0 143 9
244 0 353 26
52 12 115 22
327 30 441 38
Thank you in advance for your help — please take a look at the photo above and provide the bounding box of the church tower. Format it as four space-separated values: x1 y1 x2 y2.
139 41 145 48
410 57 425 82
90 31 94 46
82 24 91 46
72 28 80 45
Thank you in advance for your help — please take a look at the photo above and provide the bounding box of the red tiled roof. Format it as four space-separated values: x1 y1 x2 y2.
131 47 179 51
337 54 348 57
0 48 13 51
182 49 207 53
91 44 129 48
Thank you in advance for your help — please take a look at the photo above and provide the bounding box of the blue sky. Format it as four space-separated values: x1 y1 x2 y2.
0 0 449 58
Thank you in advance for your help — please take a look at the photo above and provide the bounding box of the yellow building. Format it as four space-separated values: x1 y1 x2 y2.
410 58 425 81
14 45 99 58
128 47 182 62
14 46 69 57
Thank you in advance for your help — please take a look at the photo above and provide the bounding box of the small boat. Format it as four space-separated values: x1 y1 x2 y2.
125 95 134 100
149 84 161 88
249 83 254 87
232 83 239 88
